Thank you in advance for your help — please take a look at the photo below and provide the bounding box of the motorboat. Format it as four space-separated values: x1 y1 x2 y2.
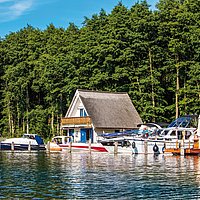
164 115 200 155
100 136 134 154
47 136 108 152
100 115 199 154
0 134 46 151
132 127 197 154
99 129 143 154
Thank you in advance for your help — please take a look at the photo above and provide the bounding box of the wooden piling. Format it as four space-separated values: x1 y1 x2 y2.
180 134 185 156
114 142 118 154
89 138 91 153
69 141 72 153
144 141 148 154
11 142 14 151
28 141 31 152
180 146 185 156
46 141 50 152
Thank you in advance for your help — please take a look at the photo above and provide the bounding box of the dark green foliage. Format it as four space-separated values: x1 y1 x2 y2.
0 0 199 138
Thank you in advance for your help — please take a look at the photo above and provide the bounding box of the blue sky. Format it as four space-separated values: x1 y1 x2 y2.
0 0 158 38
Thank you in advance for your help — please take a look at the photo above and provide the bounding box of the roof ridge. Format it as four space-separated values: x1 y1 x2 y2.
77 89 128 95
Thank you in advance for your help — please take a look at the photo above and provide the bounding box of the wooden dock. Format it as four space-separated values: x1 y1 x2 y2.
164 138 200 155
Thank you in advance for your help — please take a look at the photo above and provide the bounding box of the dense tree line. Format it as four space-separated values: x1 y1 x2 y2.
0 0 199 139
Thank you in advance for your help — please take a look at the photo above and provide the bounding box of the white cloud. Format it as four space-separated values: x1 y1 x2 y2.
10 0 33 17
0 0 34 22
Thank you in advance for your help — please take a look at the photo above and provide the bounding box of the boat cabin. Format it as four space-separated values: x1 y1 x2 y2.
52 136 71 144
158 127 196 141
23 134 45 145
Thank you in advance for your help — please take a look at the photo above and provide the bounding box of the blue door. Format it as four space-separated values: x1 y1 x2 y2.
81 129 93 143
81 129 87 143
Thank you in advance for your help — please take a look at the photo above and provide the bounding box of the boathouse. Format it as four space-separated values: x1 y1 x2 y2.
61 89 142 143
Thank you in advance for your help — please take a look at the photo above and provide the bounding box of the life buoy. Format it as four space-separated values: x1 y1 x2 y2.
132 141 136 149
153 143 159 153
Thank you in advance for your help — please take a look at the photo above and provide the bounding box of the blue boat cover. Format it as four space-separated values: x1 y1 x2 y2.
35 135 44 145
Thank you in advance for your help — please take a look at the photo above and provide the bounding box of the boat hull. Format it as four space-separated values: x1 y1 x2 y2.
101 138 166 154
0 134 46 151
131 139 166 154
49 142 108 152
103 145 133 154
0 143 46 151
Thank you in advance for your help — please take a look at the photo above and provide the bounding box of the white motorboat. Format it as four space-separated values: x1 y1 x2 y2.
0 134 46 151
100 127 197 154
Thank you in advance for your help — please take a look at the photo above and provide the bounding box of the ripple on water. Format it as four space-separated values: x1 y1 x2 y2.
0 152 200 199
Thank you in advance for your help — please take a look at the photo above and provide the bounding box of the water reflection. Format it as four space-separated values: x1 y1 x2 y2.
1 152 200 199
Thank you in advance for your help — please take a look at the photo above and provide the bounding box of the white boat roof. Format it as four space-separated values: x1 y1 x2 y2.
53 136 71 139
23 134 39 136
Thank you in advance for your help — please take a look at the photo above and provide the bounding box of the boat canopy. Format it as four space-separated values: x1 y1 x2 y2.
168 115 198 128
100 129 148 138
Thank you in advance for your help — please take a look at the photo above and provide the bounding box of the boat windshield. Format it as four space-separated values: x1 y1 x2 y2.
23 134 35 139
159 130 170 137
52 137 63 144
168 116 197 128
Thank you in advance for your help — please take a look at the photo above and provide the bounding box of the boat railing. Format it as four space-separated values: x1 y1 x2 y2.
165 140 194 149
100 129 151 138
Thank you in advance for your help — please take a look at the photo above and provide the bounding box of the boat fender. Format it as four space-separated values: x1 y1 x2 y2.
132 141 136 149
162 144 165 153
162 146 165 153
153 143 159 153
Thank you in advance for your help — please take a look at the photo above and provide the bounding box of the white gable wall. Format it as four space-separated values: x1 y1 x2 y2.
69 98 84 117
66 95 88 117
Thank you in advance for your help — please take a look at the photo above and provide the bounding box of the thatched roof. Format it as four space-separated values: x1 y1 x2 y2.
78 90 142 129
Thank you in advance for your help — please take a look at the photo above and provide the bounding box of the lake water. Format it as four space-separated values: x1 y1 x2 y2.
1 151 200 199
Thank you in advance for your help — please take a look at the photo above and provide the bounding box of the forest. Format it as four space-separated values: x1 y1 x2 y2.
0 0 199 139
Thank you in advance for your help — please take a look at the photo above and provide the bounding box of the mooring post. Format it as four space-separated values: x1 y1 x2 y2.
28 141 31 152
69 141 72 153
114 141 118 154
144 140 148 154
46 141 50 152
180 131 185 156
89 138 91 153
180 141 185 156
11 142 14 151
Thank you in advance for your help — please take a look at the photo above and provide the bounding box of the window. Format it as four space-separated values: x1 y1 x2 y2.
80 108 87 117
185 131 191 139
177 131 183 140
171 131 176 136
80 108 84 117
